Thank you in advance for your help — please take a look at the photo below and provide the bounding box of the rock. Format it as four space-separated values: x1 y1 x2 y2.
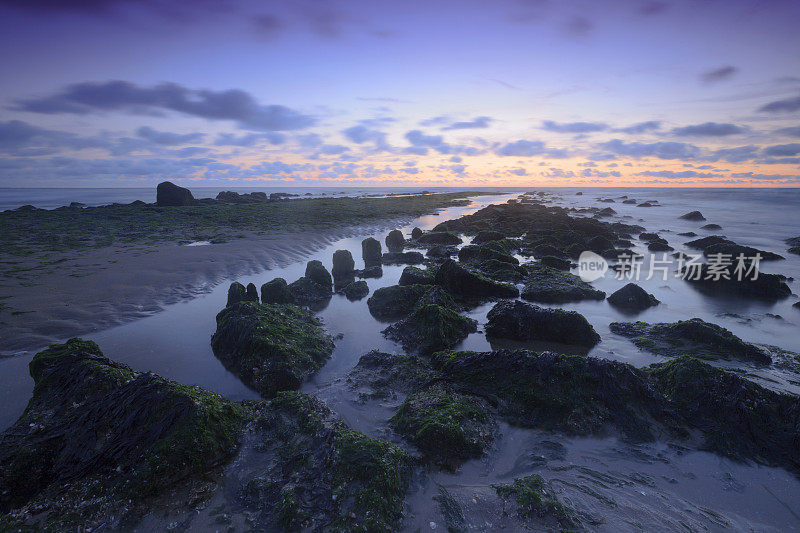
521 263 605 304
681 263 791 300
609 318 770 364
367 284 455 319
399 265 435 285
358 265 383 278
155 180 194 206
261 278 295 304
411 227 423 239
703 242 784 261
473 259 527 283
0 339 245 520
434 259 519 299
486 300 601 346
678 231 697 237
639 232 660 241
587 235 614 253
332 249 355 278
211 301 335 397
539 255 571 271
701 223 722 230
382 251 425 265
472 230 505 244
494 475 576 528
339 280 369 300
241 391 412 531
597 207 616 217
348 351 437 398
417 231 463 245
647 240 674 252
607 283 659 311
787 246 800 255
794 301 800 309
383 304 477 355
426 245 458 258
637 202 655 207
362 237 382 267
288 276 333 306
458 244 519 265
305 260 333 289
227 281 247 306
390 384 495 469
679 211 705 221
622 199 637 204
245 282 259 302
385 229 405 252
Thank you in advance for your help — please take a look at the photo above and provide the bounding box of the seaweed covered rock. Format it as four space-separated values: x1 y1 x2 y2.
156 180 195 206
521 263 605 304
458 244 519 265
474 259 528 283
305 260 332 290
685 235 729 250
241 391 413 531
679 211 706 221
245 282 259 302
703 242 784 261
288 276 333 306
681 263 791 300
390 384 495 469
647 357 800 471
348 351 436 400
494 474 577 528
361 237 382 267
486 300 601 347
435 259 519 299
385 229 405 252
539 255 571 271
417 231 463 245
607 283 659 311
331 249 355 279
367 284 456 319
472 230 505 244
383 304 478 355
261 278 295 304
426 244 458 258
0 339 245 523
411 227 423 239
227 281 247 306
382 251 425 265
399 265 436 286
339 280 369 301
211 302 335 397
609 318 770 364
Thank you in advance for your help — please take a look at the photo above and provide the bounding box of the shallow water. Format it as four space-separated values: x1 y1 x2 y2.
2 188 799 530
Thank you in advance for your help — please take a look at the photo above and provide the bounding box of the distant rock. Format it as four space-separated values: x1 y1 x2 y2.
155 181 194 206
679 211 706 221
678 232 697 237
385 229 405 252
486 300 600 346
362 237 382 267
701 223 722 230
607 283 659 311
597 207 616 217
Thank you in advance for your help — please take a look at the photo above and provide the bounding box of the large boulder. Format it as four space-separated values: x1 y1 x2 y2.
305 260 332 290
383 304 477 355
211 301 335 397
381 251 425 265
521 264 605 304
411 227 423 239
679 211 706 221
367 284 456 320
434 259 519 299
288 276 333 306
361 237 382 267
385 229 405 252
398 265 435 286
472 230 505 244
609 318 771 364
261 278 295 304
332 249 355 278
486 300 601 347
607 283 659 311
155 181 194 206
339 280 369 301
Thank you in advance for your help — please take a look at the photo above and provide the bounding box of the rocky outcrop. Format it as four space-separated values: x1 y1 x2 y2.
521 264 605 304
398 265 436 285
434 259 519 299
332 249 355 278
155 181 195 206
211 301 335 397
383 304 477 355
472 230 505 244
417 231 463 245
246 282 259 302
385 229 405 252
411 227 423 239
486 300 601 347
288 277 333 306
305 260 333 290
367 284 456 319
382 251 425 265
458 244 519 265
607 283 659 311
339 280 369 300
261 278 295 304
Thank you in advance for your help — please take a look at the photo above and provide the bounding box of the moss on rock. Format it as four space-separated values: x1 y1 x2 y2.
521 263 605 304
434 259 519 300
494 474 576 528
260 277 295 304
383 303 478 355
486 300 601 347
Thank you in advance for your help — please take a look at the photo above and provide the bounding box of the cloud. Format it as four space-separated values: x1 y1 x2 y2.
709 145 759 163
638 170 720 179
775 125 800 137
342 124 389 150
542 120 607 134
13 80 315 131
214 132 286 146
763 143 800 156
758 93 800 113
403 129 484 155
442 116 493 130
495 140 545 157
671 122 745 136
701 66 738 83
136 126 204 146
598 139 702 159
639 1 668 16
510 168 527 176
616 121 661 134
317 144 349 155
563 15 593 37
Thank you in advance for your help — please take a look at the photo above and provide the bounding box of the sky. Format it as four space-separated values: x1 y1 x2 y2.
1 0 800 188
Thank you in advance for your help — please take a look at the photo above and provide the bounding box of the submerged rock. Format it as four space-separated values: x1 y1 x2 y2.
486 300 601 347
227 281 247 306
155 180 195 206
348 350 437 399
435 259 519 299
0 339 245 524
521 263 605 304
679 211 706 221
681 263 791 300
211 301 335 397
417 231 463 245
390 384 495 469
609 318 770 364
701 223 722 230
361 237 382 267
305 260 333 290
607 283 659 311
383 303 477 355
261 278 295 304
358 264 383 278
385 229 405 252
339 280 369 300
399 265 436 285
703 242 784 261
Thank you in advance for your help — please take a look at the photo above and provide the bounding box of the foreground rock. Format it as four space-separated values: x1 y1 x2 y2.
305 259 333 289
211 301 335 397
686 235 783 260
681 263 791 300
0 339 246 527
494 474 577 529
607 283 659 311
156 180 195 206
398 265 436 285
260 277 295 304
362 237 382 267
486 300 601 347
609 318 771 364
435 259 519 300
383 304 477 354
331 249 356 286
521 263 605 304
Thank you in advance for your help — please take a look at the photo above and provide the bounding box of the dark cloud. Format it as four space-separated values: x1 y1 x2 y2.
13 80 315 131
671 122 745 136
775 125 800 137
136 126 204 145
758 93 800 113
403 129 484 156
701 66 738 83
542 120 607 133
563 15 594 37
709 145 759 163
510 168 527 176
616 120 661 134
0 0 125 14
213 132 286 146
342 124 390 150
763 143 800 156
442 116 493 130
598 139 702 159
495 140 545 157
317 144 349 155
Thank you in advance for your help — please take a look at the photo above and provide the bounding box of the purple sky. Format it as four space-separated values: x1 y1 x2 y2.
1 0 800 187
